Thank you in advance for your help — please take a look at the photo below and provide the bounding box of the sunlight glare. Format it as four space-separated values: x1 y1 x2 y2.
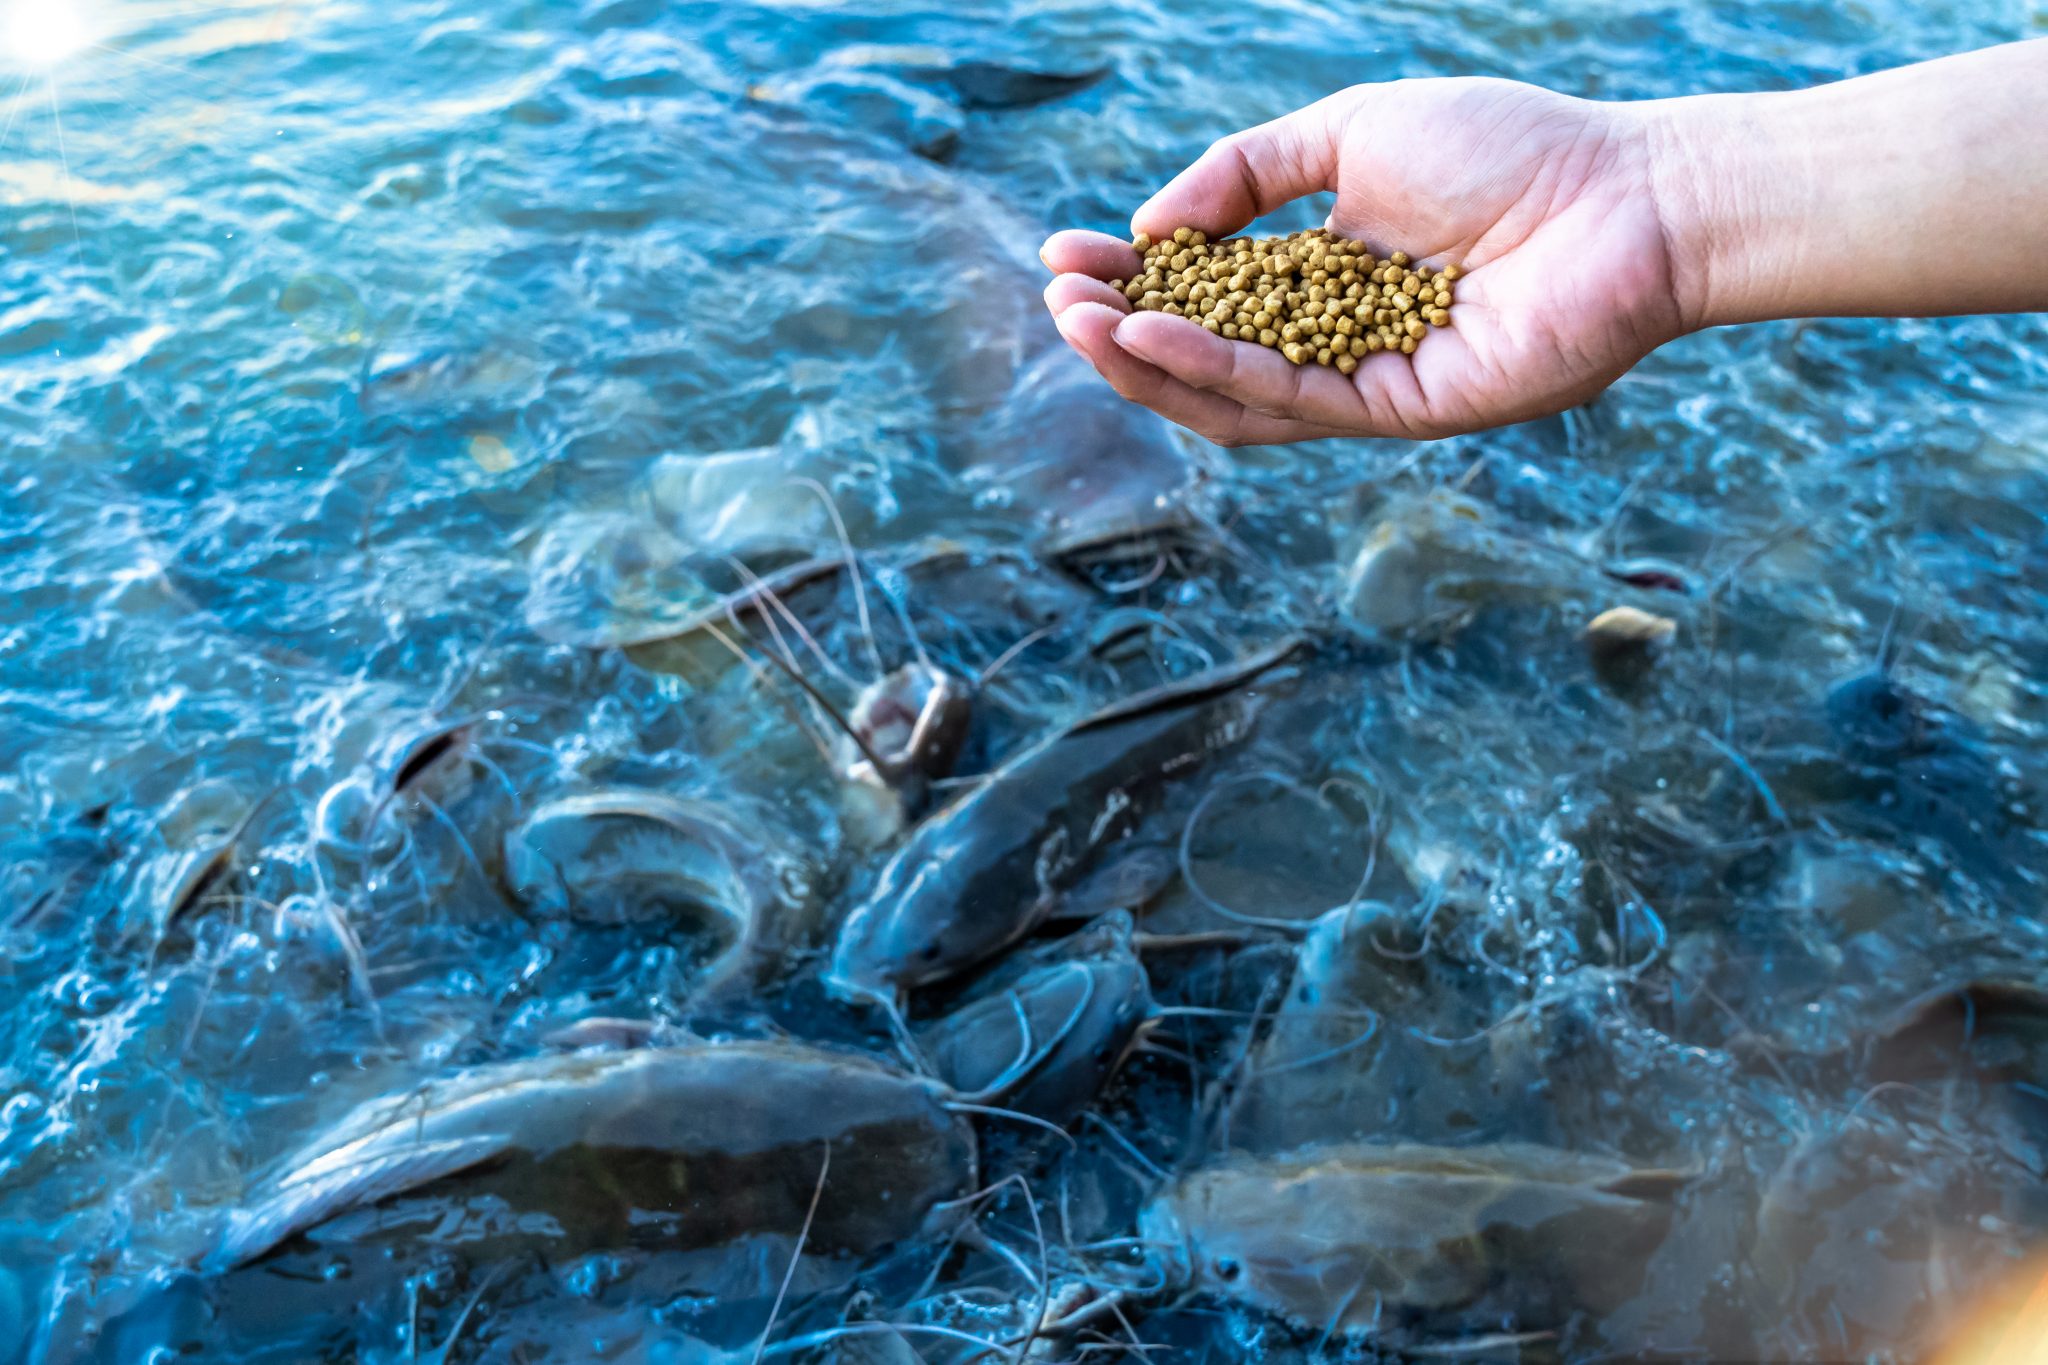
3 1 94 70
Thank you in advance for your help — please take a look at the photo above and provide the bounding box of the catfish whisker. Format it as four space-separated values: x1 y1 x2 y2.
699 621 840 772
726 553 857 691
750 1141 830 1365
785 475 883 679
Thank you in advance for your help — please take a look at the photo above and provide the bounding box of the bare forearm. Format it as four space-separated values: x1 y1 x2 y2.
1645 39 2048 329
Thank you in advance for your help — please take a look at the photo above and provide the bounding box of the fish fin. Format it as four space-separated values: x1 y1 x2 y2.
1597 1167 1694 1201
541 1017 670 1051
1069 637 1309 734
940 61 1109 110
211 1133 510 1271
1403 1330 1557 1358
1048 845 1178 921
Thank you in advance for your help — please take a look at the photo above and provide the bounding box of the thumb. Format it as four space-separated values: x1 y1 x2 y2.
1132 93 1350 241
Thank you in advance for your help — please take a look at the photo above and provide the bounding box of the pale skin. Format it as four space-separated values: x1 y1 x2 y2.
1041 40 2048 446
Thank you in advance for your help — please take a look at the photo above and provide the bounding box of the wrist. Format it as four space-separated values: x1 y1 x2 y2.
1638 90 1806 331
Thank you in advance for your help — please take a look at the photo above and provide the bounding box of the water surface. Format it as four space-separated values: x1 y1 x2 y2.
2 0 2046 1360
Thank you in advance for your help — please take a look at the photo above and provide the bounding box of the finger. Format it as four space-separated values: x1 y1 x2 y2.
1040 230 1142 281
1110 310 1390 431
1043 273 1129 316
1113 309 1453 441
1051 301 1342 447
1133 94 1349 240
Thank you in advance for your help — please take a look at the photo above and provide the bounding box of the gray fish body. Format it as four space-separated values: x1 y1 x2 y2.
1140 1143 1684 1336
828 642 1305 996
1860 978 2048 1093
936 61 1108 110
917 912 1152 1122
501 789 791 934
213 1041 975 1272
993 351 1213 575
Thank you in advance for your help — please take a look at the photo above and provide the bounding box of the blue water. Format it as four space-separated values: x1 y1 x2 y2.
3 0 2047 1360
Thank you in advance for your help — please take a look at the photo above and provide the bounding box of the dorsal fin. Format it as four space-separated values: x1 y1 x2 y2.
1069 637 1309 735
1598 1167 1693 1202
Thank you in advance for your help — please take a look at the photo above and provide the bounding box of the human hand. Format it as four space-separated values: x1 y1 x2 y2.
1041 78 1693 445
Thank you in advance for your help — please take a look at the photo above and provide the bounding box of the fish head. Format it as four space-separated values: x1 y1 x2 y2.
920 949 1151 1121
825 857 1017 1000
502 792 759 940
846 662 973 794
1827 669 1937 759
1134 1191 1197 1295
1133 1159 1412 1327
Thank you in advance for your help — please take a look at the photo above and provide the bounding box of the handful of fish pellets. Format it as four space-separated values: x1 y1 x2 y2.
1113 226 1458 373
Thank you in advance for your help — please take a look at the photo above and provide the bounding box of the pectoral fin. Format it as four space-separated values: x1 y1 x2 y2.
1049 844 1178 921
211 1133 510 1271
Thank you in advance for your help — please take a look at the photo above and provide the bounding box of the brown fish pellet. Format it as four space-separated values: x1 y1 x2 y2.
1126 225 1457 367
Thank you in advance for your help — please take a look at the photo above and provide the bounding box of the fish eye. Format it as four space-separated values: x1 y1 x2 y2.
919 945 943 962
1213 1256 1241 1281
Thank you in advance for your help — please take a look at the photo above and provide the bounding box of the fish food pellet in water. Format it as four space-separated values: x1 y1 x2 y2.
1125 226 1458 367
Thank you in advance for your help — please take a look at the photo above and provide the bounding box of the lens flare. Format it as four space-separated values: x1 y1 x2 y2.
1934 1256 2048 1365
2 1 93 69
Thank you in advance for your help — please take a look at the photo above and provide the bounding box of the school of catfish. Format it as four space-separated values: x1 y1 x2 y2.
14 313 2045 1362
3 22 2046 1362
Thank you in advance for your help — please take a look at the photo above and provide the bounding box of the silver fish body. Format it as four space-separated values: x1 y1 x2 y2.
1139 1142 1686 1336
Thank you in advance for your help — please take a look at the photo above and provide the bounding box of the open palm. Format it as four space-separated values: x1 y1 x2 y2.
1042 78 1692 445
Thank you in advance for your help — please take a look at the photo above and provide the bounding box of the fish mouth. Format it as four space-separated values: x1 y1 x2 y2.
819 957 930 1068
820 947 900 1008
823 897 942 1002
1134 1201 1193 1290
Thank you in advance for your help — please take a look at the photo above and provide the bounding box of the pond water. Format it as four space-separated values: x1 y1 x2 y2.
2 0 2046 1360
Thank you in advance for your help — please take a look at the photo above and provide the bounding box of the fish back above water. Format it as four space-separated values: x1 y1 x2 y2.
827 638 1309 997
1863 978 2048 1086
211 1041 976 1272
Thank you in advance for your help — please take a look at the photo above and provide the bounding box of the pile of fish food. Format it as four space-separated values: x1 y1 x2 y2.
1115 226 1458 371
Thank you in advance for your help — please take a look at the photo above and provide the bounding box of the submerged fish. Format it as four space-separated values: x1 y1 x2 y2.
981 350 1222 582
931 60 1109 110
644 446 841 562
4 801 113 934
1818 668 2024 881
1138 1142 1688 1338
360 346 545 421
522 512 711 648
1338 490 1646 643
1749 1117 2023 1357
750 51 1110 160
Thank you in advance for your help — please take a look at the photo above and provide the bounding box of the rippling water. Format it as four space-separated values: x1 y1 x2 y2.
3 0 2047 1360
